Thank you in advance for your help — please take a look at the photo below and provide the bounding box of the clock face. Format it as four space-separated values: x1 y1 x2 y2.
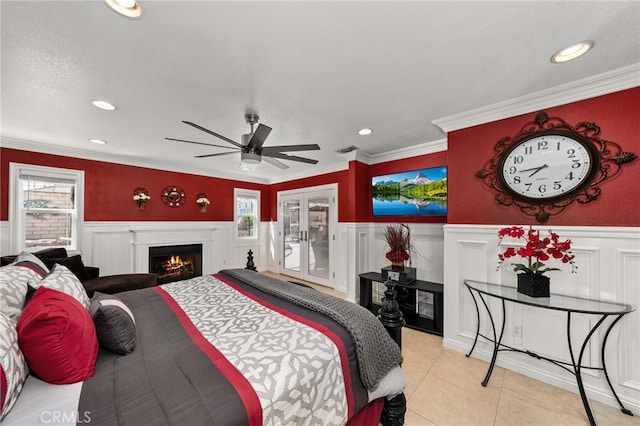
498 131 597 202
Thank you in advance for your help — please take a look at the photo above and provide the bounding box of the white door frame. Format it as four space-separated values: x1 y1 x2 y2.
277 183 338 288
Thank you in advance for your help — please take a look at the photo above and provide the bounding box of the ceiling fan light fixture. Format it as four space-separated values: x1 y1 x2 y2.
241 151 261 164
551 40 594 63
104 0 143 19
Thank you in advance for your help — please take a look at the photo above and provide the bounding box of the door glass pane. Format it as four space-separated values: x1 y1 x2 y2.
307 196 329 279
283 199 300 272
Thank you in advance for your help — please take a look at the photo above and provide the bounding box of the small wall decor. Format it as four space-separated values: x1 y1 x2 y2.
161 186 186 208
196 193 210 213
133 187 150 211
476 111 637 223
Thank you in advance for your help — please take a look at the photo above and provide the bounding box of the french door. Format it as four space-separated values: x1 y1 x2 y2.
278 185 336 287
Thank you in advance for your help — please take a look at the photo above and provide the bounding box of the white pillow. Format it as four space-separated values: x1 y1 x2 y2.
32 264 90 310
0 262 46 322
0 312 29 420
14 252 50 275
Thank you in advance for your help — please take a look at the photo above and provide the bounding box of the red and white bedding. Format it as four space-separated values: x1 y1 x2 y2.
3 272 405 425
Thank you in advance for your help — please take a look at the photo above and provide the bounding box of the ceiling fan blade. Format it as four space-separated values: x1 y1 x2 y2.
194 152 239 158
246 124 272 151
261 144 321 154
165 137 241 151
265 152 319 164
182 121 245 149
262 156 289 169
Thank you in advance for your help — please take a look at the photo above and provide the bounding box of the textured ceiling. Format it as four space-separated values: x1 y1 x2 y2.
2 1 639 183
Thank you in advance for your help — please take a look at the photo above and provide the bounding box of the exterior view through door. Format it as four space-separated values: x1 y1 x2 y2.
279 186 336 287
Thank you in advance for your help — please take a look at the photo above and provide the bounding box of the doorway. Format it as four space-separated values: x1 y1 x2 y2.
278 185 336 287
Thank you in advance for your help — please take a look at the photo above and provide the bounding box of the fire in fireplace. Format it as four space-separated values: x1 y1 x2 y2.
149 244 202 285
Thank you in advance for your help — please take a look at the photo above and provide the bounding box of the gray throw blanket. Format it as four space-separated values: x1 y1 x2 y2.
220 269 403 390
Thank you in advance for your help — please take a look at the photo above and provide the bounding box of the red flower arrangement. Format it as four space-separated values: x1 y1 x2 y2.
497 225 577 275
386 249 410 264
384 224 411 265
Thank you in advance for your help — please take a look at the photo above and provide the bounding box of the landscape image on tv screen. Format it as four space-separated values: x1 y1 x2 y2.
372 166 447 216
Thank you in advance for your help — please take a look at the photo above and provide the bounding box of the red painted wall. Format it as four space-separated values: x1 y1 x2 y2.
3 89 636 227
0 149 270 222
267 152 449 224
268 169 350 222
447 88 640 226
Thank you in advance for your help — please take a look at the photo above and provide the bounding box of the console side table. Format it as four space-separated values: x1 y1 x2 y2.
464 279 635 426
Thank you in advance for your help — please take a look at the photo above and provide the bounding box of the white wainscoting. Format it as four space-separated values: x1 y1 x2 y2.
263 222 446 302
0 222 9 256
81 221 263 276
443 224 640 412
0 219 277 276
326 223 446 302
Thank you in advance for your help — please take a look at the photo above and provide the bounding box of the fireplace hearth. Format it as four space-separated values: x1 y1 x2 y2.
149 244 202 285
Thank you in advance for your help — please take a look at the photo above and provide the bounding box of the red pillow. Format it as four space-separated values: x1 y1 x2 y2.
17 287 98 384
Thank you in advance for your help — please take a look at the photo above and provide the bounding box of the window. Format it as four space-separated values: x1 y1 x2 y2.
9 163 84 253
234 188 259 239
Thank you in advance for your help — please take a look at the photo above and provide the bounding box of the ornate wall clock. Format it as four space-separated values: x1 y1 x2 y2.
161 186 186 208
476 111 636 223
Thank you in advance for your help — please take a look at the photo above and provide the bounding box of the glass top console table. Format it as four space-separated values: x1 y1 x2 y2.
464 279 635 426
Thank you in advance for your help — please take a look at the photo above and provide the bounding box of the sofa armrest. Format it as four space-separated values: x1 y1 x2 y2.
83 273 158 298
85 266 100 279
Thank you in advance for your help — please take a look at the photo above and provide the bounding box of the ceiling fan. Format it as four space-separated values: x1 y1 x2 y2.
166 113 320 169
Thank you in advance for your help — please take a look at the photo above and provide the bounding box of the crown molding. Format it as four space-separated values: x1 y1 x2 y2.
433 63 640 133
267 161 349 184
363 139 447 165
332 139 447 166
0 137 291 184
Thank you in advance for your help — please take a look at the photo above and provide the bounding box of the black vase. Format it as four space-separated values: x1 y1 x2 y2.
517 273 550 298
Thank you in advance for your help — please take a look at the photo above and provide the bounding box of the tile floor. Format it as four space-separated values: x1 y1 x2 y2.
264 272 638 426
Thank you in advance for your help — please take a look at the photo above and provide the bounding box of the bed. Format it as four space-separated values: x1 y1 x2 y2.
2 267 406 425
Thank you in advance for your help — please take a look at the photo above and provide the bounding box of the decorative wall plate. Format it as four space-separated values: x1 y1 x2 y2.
161 186 186 208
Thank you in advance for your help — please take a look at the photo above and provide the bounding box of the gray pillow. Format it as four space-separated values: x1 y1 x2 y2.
89 293 136 354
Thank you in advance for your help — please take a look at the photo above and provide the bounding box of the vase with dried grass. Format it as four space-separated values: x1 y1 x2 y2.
384 224 410 268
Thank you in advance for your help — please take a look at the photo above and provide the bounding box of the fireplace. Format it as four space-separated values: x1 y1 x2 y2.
149 244 202 285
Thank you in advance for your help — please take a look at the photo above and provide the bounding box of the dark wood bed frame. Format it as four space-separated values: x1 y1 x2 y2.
245 252 407 425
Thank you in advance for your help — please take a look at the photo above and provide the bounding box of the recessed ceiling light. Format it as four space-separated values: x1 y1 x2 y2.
104 0 143 19
91 100 117 111
89 138 107 145
240 163 251 171
358 128 373 136
551 41 594 63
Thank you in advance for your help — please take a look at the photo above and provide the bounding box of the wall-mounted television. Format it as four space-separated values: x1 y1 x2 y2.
371 166 447 216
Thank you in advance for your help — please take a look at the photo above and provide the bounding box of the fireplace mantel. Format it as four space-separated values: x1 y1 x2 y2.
129 226 216 274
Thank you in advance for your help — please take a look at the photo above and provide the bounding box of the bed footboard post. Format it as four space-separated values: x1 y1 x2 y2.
382 392 406 425
378 279 405 348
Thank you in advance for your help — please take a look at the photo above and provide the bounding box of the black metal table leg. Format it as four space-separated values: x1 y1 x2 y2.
466 287 481 357
601 314 634 416
479 295 506 387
